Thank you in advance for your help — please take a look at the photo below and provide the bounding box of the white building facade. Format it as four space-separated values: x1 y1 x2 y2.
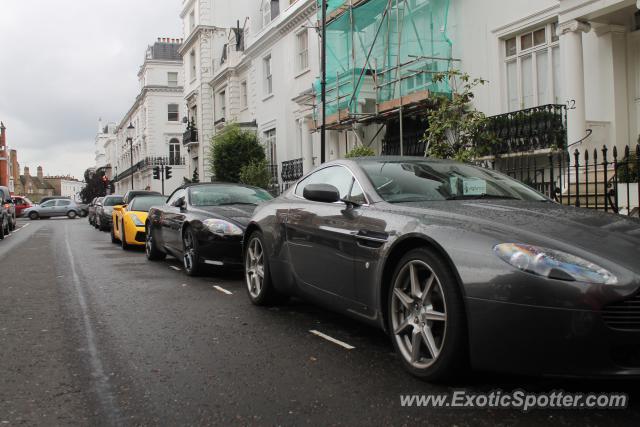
114 39 187 195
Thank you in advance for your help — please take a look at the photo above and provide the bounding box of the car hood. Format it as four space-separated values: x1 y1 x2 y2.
393 200 640 273
192 204 257 227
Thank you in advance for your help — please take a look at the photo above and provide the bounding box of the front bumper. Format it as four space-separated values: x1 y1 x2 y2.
196 230 243 268
467 297 640 377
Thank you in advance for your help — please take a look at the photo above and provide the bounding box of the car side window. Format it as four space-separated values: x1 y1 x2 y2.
56 200 71 206
295 166 354 200
41 200 55 208
167 189 186 207
348 180 367 205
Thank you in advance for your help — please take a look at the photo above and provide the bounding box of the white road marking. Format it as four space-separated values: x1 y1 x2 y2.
169 265 181 271
213 285 233 295
309 330 355 350
14 223 30 232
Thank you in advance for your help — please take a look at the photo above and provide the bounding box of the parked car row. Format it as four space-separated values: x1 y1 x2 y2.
91 157 640 382
0 186 17 239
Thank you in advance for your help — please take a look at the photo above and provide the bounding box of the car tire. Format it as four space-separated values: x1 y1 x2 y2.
182 227 201 276
29 212 39 220
145 223 166 261
244 231 283 306
67 211 77 219
0 216 6 240
387 247 467 382
110 224 118 244
120 220 130 250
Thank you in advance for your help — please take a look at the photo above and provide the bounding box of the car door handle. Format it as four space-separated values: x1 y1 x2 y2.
355 230 388 243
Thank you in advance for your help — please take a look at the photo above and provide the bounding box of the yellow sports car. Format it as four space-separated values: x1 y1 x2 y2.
111 195 166 249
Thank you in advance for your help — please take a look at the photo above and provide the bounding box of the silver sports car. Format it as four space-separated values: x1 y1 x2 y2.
243 157 640 380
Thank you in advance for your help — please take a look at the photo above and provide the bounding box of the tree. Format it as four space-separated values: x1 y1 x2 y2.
79 168 107 203
239 159 272 189
345 145 376 158
422 70 494 161
208 123 266 183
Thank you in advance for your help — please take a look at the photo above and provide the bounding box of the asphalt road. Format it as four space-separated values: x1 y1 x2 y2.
1 218 640 426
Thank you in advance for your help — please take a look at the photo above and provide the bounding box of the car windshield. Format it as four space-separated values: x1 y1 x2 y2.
103 196 124 206
189 185 273 207
360 159 548 203
129 196 167 212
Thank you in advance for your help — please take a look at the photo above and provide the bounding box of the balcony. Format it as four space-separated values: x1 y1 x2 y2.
183 124 198 146
485 104 567 156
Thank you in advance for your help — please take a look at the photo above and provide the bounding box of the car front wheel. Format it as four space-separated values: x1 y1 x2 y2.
388 247 467 381
244 231 282 305
120 220 130 250
182 227 200 276
145 224 166 261
67 210 77 219
29 212 39 220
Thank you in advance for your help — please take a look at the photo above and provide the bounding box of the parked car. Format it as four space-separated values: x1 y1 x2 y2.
12 196 33 217
23 198 82 219
39 195 70 204
112 195 167 249
244 156 640 380
88 197 103 227
0 186 16 238
145 183 272 275
121 190 161 205
95 195 124 231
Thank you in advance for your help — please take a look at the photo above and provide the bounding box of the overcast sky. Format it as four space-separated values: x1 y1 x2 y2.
0 0 182 180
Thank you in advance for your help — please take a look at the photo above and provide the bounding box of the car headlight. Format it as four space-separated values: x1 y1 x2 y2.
130 214 144 226
494 243 617 285
203 219 243 236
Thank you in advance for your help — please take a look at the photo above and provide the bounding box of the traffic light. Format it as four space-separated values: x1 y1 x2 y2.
164 166 172 180
153 166 161 180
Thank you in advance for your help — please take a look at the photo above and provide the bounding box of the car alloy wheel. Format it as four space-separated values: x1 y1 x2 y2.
29 212 38 220
120 220 130 250
245 237 265 299
145 224 165 261
182 228 200 276
391 260 447 370
67 210 77 219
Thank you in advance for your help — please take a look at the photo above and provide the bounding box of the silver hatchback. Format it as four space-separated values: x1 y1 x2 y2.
23 199 82 220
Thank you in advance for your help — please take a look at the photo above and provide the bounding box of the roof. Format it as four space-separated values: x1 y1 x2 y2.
20 175 55 190
147 42 181 61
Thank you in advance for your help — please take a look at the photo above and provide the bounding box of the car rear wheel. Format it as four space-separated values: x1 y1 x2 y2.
120 220 130 250
145 224 165 261
388 248 467 381
0 216 6 239
244 231 283 305
29 211 39 220
182 227 201 276
67 210 77 219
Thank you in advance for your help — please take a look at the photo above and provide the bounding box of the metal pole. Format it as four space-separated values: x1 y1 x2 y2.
321 0 327 164
128 137 134 190
161 163 165 195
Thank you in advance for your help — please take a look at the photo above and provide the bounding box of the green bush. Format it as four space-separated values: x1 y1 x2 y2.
208 124 266 182
345 145 376 158
240 159 272 189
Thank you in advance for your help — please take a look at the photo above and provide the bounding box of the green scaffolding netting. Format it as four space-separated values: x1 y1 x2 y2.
316 0 453 120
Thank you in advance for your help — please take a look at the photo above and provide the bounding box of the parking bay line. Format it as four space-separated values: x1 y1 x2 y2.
169 265 181 271
213 285 233 295
309 329 355 350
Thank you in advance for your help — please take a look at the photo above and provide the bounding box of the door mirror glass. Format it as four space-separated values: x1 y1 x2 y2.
303 184 341 203
174 198 185 208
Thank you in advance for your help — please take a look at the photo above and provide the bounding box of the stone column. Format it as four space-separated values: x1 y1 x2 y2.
557 20 590 148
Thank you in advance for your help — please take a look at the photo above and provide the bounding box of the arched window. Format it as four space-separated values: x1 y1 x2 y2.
169 138 181 165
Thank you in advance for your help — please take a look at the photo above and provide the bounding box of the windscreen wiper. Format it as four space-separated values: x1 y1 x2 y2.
446 194 519 201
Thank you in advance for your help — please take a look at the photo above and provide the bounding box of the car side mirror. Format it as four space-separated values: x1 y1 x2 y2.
174 198 186 209
303 184 341 204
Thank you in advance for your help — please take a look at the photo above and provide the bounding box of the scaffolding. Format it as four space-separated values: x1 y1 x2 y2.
315 0 454 135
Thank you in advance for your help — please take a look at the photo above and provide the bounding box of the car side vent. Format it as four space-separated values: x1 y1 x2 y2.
602 293 640 331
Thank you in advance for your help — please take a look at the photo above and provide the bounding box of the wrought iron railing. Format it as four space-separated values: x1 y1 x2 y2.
114 156 185 182
183 126 198 145
281 158 304 182
485 104 567 155
481 143 639 216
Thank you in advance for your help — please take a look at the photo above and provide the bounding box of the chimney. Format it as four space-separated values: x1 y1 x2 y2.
37 166 43 180
24 166 30 177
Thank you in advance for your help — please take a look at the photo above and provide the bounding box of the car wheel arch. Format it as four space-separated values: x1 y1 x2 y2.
379 235 467 334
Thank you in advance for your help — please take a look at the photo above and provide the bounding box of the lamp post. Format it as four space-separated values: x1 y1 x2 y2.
126 122 135 190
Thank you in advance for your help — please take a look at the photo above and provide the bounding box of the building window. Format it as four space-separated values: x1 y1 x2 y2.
189 10 195 32
264 128 277 168
240 80 248 109
190 50 196 80
168 104 179 121
169 138 181 165
263 55 273 96
262 0 279 28
168 72 178 87
218 90 226 119
503 22 560 112
296 29 309 72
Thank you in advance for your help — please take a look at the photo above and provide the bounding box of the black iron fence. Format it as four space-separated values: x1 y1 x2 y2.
114 156 185 182
481 144 640 216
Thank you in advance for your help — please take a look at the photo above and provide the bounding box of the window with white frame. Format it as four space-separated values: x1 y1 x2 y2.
263 55 273 96
218 90 226 119
503 22 561 112
169 138 181 165
264 128 277 166
262 0 279 29
240 80 248 109
190 50 196 80
189 10 195 32
168 104 179 121
167 72 178 87
296 29 309 73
